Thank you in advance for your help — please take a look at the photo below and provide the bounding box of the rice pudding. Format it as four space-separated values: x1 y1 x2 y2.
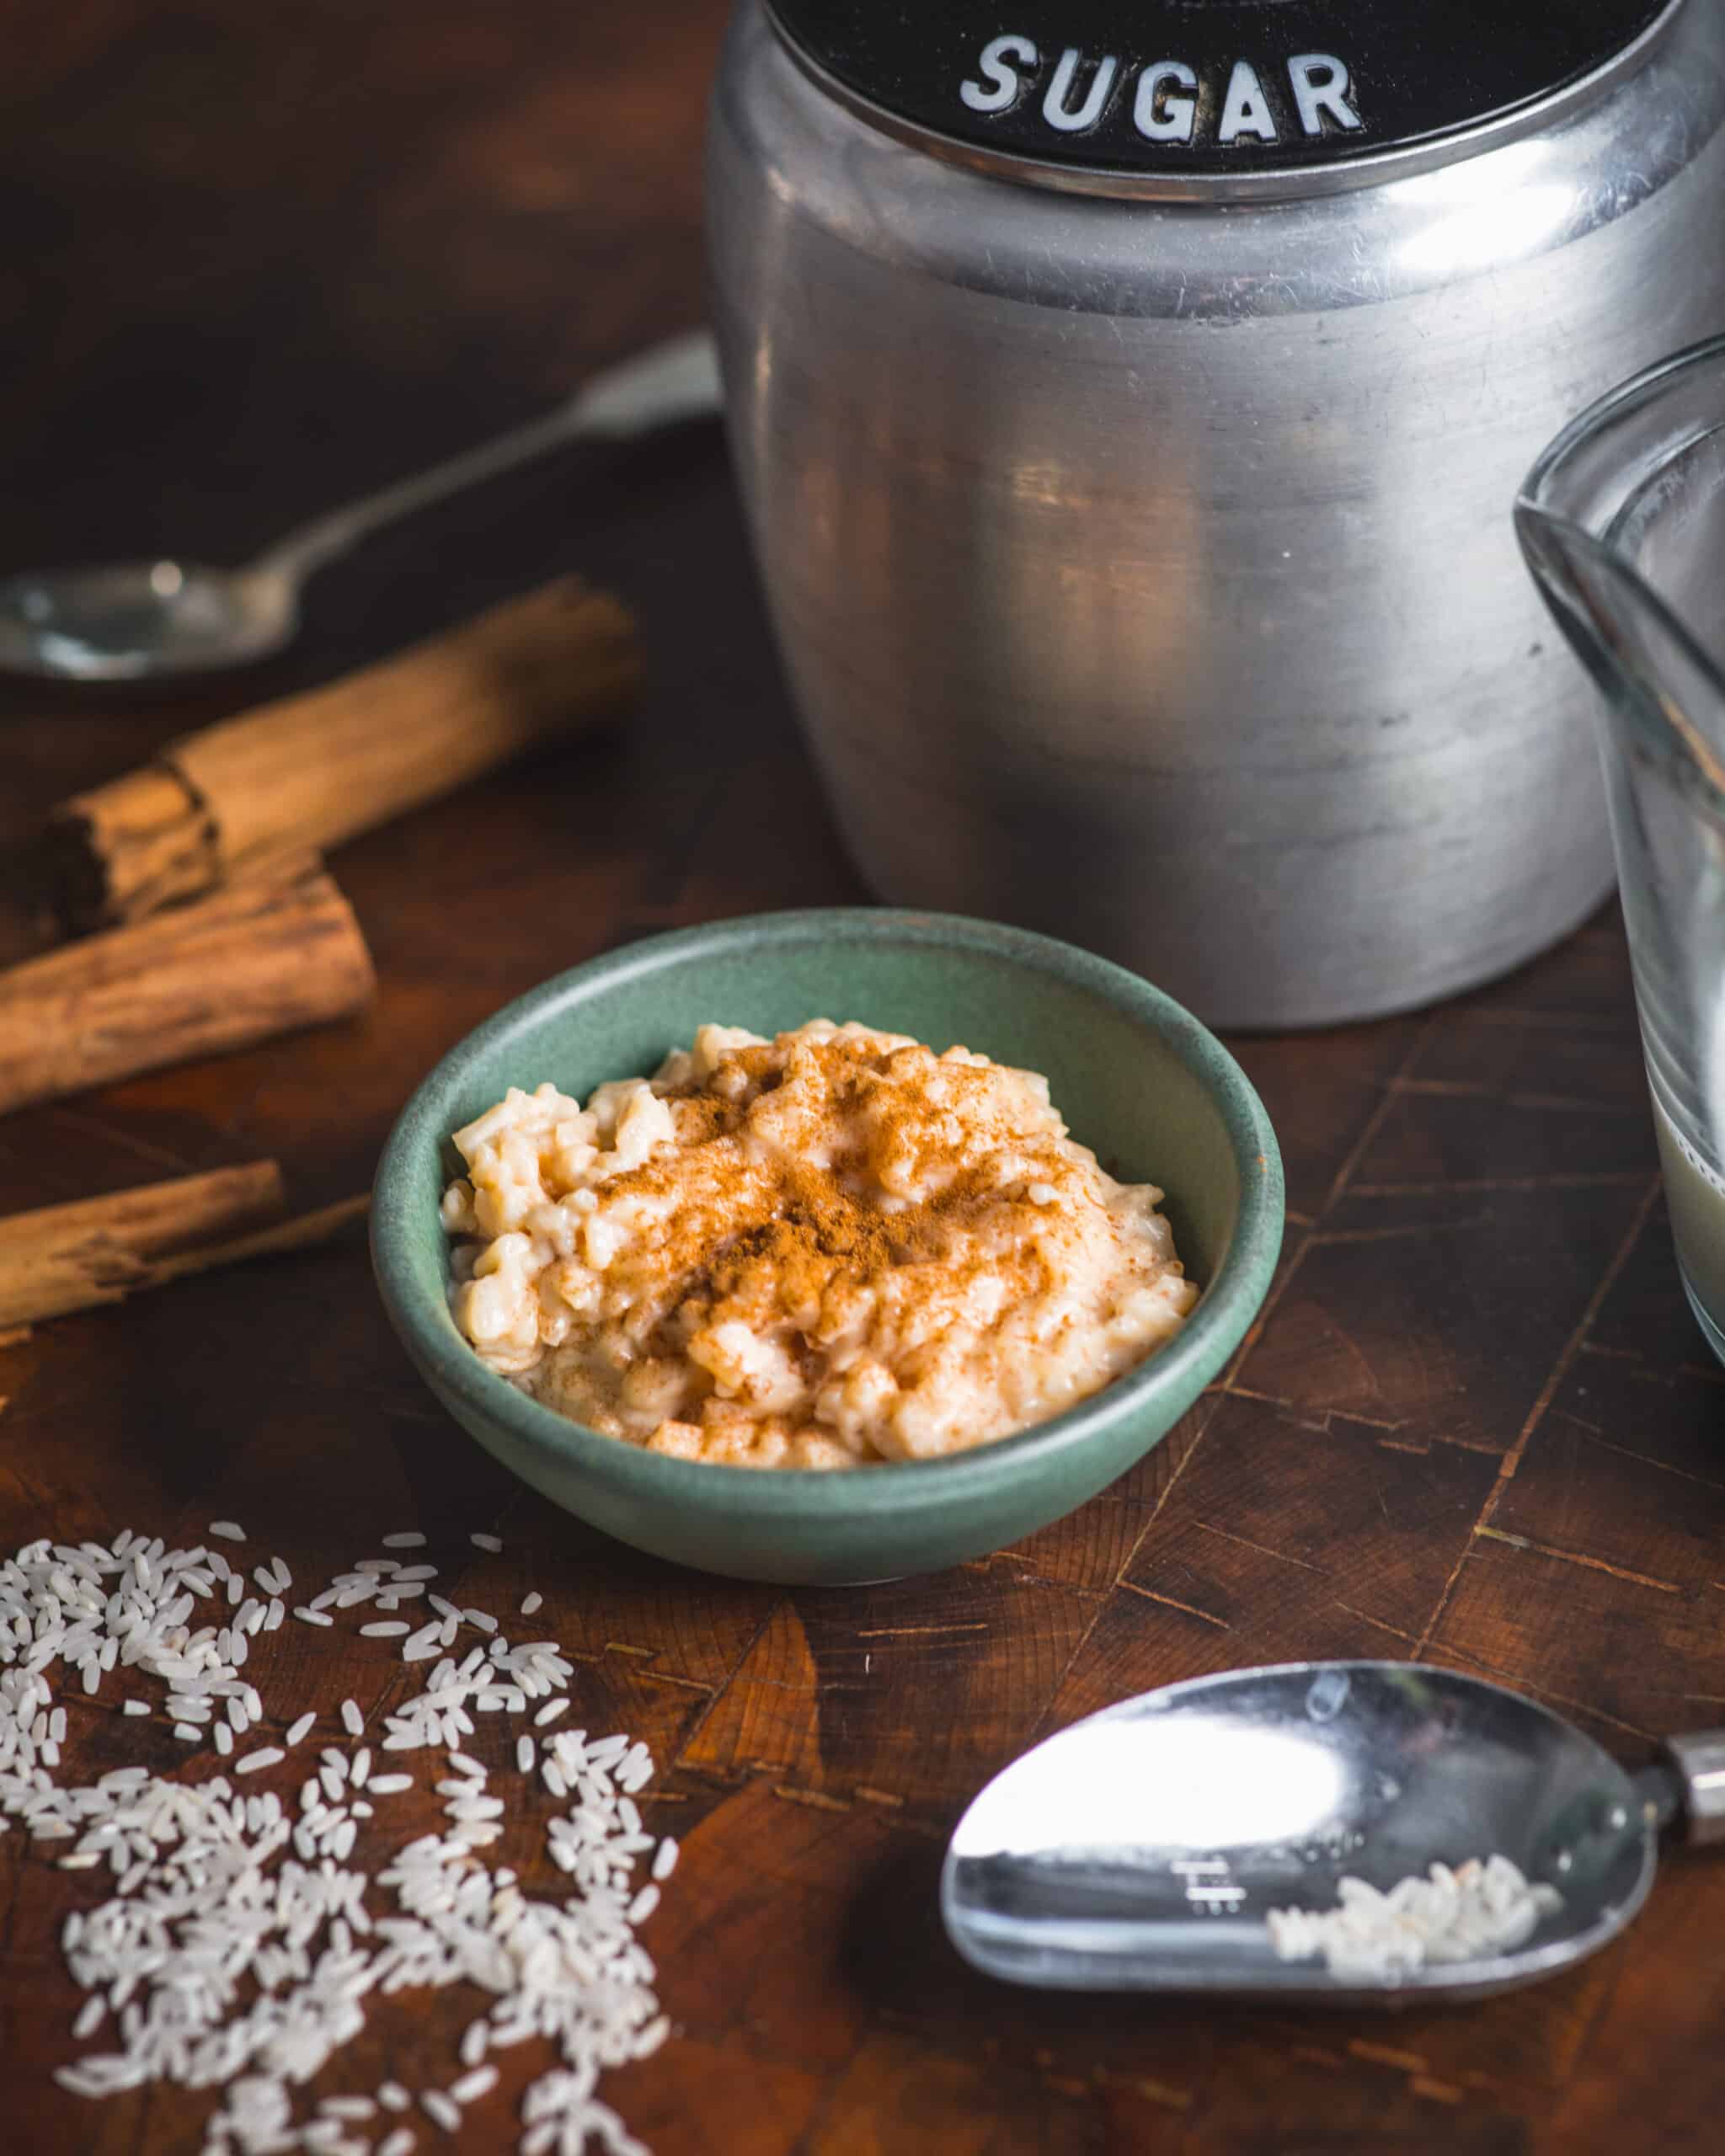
441 1022 1199 1468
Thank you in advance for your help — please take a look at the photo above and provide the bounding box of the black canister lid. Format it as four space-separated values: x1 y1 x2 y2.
765 0 1676 186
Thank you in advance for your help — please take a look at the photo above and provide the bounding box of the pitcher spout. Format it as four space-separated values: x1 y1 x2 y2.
1514 498 1725 804
1517 331 1725 809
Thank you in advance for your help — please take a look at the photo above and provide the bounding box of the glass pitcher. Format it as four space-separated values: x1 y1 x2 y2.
1518 334 1725 1363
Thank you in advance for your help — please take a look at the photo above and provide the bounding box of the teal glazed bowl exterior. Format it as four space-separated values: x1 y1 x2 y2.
371 910 1284 1585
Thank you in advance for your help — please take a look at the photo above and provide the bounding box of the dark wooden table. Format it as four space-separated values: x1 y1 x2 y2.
2 7 1722 2152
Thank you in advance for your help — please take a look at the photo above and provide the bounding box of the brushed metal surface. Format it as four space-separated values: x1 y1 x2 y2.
941 1662 1658 2002
1664 1731 1725 1845
707 0 1725 1027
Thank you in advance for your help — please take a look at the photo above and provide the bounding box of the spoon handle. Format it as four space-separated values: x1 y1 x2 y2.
251 328 722 582
1660 1731 1725 1844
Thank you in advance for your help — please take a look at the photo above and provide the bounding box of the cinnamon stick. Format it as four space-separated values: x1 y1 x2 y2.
0 851 374 1117
147 1191 370 1288
0 1161 286 1326
38 576 641 931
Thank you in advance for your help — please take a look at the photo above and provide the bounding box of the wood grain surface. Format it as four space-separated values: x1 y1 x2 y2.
1 6 1720 2151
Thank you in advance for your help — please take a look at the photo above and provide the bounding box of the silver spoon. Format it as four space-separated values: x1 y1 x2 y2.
0 328 723 682
942 1661 1725 2006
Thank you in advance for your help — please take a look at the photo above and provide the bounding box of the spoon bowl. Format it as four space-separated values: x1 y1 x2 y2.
0 560 298 680
943 1662 1661 2005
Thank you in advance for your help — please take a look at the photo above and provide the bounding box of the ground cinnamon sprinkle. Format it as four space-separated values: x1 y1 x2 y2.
442 1021 1199 1468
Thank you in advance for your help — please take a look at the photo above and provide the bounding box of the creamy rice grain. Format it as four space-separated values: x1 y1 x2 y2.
442 1022 1199 1468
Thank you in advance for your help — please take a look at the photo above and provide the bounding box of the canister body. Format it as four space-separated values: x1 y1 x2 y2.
708 1 1725 1026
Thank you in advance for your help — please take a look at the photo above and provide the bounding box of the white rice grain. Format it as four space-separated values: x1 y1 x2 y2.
1267 1857 1564 1978
421 2089 462 2131
1 1523 670 2156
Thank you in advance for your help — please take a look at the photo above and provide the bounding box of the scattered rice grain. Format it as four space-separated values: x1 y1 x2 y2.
421 2089 462 2132
0 1519 669 2153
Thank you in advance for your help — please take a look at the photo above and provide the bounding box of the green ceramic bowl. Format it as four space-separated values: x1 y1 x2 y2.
371 910 1283 1584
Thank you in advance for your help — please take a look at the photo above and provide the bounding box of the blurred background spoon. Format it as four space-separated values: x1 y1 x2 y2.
0 327 722 683
943 1661 1725 2007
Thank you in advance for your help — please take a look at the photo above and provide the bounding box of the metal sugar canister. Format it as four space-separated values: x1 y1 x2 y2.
708 0 1725 1027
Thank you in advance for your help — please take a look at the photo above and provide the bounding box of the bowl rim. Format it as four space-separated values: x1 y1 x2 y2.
371 907 1284 1516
